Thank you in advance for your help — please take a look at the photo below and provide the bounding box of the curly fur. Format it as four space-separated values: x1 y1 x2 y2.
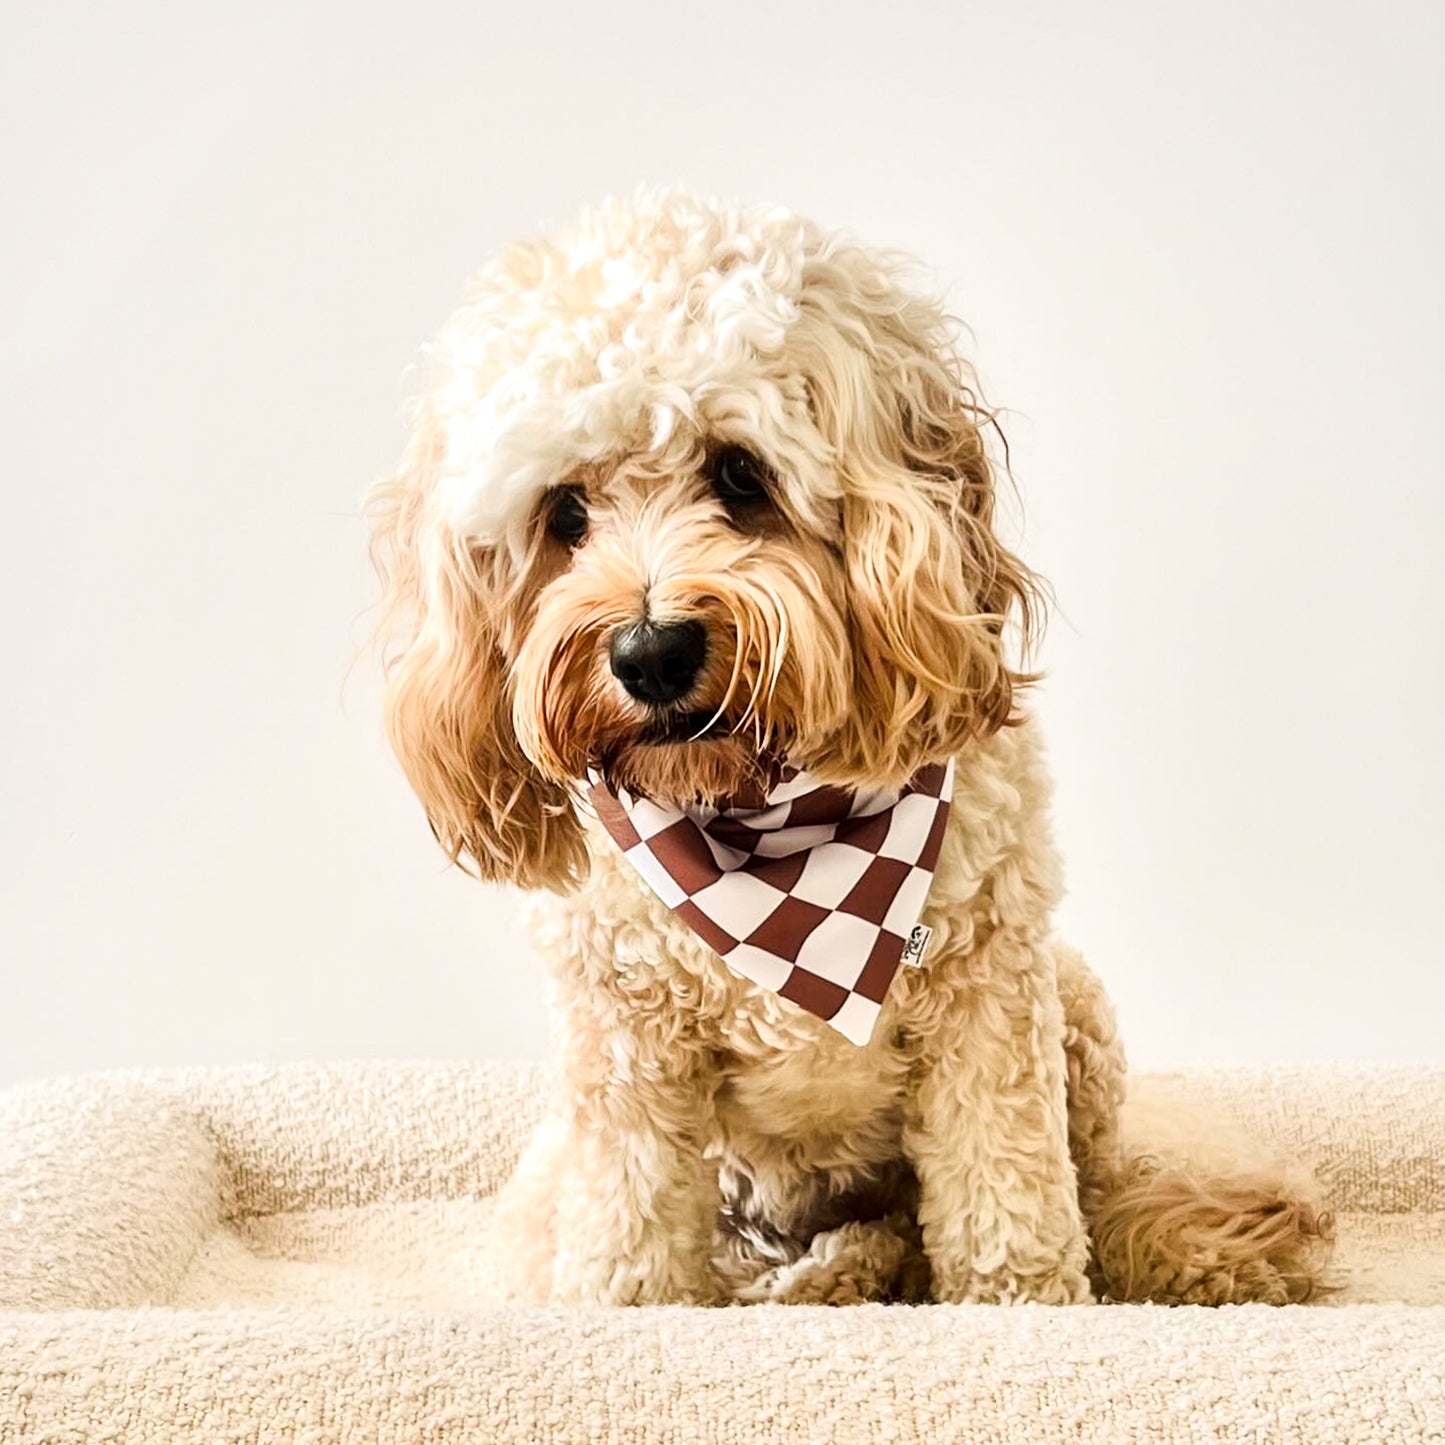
369 190 1333 1307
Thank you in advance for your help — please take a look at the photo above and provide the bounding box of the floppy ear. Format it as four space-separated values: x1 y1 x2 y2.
798 260 1043 782
368 413 587 891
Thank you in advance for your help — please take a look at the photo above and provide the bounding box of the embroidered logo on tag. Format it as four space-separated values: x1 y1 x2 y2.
901 924 934 967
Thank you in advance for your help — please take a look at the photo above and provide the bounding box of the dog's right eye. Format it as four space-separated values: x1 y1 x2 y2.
545 487 589 547
708 445 771 507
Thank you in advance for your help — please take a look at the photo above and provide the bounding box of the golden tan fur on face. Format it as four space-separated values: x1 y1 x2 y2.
370 192 1332 1311
369 193 1038 887
509 458 847 808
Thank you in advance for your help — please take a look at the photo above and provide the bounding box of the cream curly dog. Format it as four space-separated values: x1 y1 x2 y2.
370 191 1331 1308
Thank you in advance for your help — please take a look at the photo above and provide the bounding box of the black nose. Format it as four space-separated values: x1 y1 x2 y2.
609 619 707 705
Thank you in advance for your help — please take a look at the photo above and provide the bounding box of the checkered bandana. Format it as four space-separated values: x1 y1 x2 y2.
586 760 955 1044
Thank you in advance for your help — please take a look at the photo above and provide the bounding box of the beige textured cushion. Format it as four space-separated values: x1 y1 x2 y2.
2 1061 1442 1442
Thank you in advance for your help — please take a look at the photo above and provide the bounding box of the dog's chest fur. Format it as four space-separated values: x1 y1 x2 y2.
522 721 1061 1189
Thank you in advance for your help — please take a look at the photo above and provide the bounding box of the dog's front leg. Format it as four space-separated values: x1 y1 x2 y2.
902 932 1091 1304
548 1023 718 1306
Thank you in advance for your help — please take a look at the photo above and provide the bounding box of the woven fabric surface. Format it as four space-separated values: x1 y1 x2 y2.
2 1061 1443 1443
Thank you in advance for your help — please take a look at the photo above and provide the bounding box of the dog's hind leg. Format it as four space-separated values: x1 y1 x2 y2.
488 1112 567 1302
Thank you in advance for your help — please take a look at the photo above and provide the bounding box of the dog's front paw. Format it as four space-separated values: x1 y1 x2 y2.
931 1261 1093 1305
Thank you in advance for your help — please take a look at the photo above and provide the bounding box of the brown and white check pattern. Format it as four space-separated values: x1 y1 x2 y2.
587 760 955 1044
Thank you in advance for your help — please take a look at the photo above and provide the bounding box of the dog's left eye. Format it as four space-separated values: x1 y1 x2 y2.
545 486 589 546
707 445 772 506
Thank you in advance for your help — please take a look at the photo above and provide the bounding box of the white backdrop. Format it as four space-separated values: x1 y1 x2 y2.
3 0 1441 1086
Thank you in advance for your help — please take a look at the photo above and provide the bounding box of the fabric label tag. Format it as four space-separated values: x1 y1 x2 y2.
901 924 933 967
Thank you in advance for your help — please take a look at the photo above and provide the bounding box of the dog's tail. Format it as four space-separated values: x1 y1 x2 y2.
1085 1091 1335 1304
1058 946 1336 1305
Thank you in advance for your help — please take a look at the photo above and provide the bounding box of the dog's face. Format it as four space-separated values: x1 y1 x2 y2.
372 194 1038 889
